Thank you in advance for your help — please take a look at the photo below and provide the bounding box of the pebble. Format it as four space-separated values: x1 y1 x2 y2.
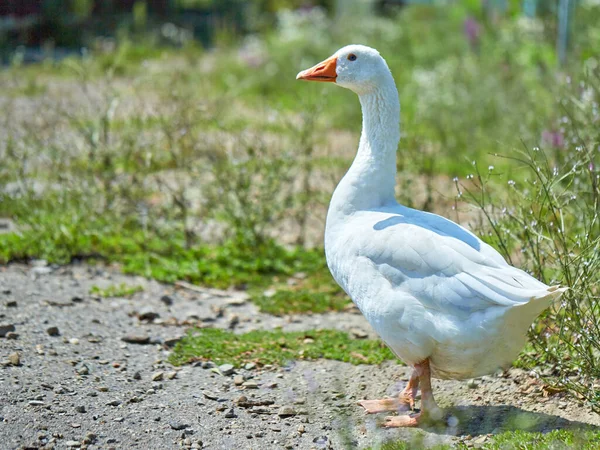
8 352 20 366
46 326 60 336
0 324 15 337
224 408 237 418
6 332 18 340
244 362 256 370
65 441 81 448
77 365 90 376
169 421 188 431
133 371 142 380
6 301 17 307
69 338 80 345
138 310 160 322
152 372 164 382
160 295 174 306
467 379 479 389
166 371 177 380
242 381 258 389
28 400 45 406
278 406 296 418
297 424 306 434
121 334 150 345
294 397 306 405
106 400 121 406
219 364 235 376
203 391 220 401
76 405 86 413
114 417 124 423
233 375 244 386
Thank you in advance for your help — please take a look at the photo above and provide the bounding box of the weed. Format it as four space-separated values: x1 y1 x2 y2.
169 328 395 367
90 283 144 298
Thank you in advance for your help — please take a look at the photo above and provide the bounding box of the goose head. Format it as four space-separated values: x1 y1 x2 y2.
296 45 391 95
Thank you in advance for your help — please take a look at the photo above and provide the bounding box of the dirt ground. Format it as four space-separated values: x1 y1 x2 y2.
1 263 599 450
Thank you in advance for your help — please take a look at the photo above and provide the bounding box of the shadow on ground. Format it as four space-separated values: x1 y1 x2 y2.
416 404 599 436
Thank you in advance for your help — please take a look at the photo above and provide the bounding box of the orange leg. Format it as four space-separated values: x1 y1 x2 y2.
357 369 419 414
383 359 442 428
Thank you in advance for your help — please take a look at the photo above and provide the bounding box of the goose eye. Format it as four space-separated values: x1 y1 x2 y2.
348 54 357 61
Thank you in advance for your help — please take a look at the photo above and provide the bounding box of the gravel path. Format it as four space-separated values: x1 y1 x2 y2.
1 263 599 450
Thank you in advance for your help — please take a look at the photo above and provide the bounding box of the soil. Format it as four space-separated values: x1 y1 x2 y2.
1 262 598 450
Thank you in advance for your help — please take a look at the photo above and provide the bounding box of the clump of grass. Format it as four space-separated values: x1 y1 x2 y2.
169 328 395 367
90 283 144 298
251 270 349 315
376 429 600 450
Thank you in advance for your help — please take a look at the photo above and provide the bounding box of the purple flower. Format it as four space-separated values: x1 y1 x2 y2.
463 17 481 48
541 129 565 148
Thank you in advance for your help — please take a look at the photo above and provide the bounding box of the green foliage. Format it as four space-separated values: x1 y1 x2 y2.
90 283 144 298
169 328 395 367
375 429 600 450
251 269 349 315
457 71 600 411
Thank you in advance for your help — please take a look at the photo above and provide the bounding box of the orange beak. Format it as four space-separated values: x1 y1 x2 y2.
296 56 337 82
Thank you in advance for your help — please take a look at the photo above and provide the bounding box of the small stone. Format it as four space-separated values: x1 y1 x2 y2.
350 328 368 339
169 421 188 431
233 375 244 386
131 371 141 380
138 310 160 322
29 400 45 406
467 379 479 389
8 352 20 366
278 406 296 418
242 381 258 389
83 433 97 444
46 326 60 336
114 417 124 423
106 400 121 406
244 362 256 370
160 295 174 306
224 408 236 418
71 423 81 428
0 324 15 337
166 371 177 380
6 332 18 340
294 397 306 405
69 338 80 345
65 441 81 448
121 334 150 345
152 371 164 382
72 296 84 303
219 364 235 375
76 405 86 413
297 424 306 434
6 301 17 307
203 391 219 401
77 365 90 376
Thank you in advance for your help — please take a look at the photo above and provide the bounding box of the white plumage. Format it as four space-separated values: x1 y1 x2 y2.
297 44 566 426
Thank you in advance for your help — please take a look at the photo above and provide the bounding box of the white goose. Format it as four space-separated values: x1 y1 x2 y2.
297 45 566 427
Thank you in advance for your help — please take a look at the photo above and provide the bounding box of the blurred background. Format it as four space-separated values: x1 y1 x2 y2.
1 0 599 411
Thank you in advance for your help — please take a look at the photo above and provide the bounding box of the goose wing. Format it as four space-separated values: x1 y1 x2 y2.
355 207 555 317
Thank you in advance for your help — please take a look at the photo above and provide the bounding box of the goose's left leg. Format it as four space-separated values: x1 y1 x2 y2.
357 369 419 414
383 359 442 427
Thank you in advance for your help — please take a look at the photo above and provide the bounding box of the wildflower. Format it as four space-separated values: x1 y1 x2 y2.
463 17 481 50
541 129 565 148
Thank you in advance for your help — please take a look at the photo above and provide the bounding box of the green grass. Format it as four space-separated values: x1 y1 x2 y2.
250 270 350 315
169 328 396 367
375 429 600 450
89 283 144 298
